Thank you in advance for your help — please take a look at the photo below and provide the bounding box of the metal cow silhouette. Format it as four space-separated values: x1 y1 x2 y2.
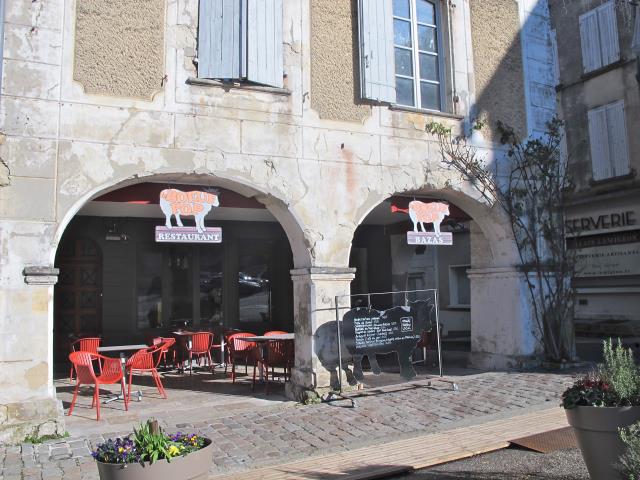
314 300 434 386
159 188 220 233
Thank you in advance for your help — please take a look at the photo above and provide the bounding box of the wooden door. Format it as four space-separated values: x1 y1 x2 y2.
54 237 102 363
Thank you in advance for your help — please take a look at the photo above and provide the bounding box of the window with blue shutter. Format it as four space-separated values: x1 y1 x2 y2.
588 100 630 181
358 0 396 103
579 1 619 73
197 0 283 88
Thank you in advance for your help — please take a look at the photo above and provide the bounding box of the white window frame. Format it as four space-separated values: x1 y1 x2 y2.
448 264 470 309
392 0 445 111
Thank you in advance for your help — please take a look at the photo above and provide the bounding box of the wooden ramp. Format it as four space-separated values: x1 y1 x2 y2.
209 408 568 480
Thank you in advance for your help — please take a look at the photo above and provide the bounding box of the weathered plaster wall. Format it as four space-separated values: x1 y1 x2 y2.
73 0 165 100
310 0 370 123
470 0 526 139
0 0 537 438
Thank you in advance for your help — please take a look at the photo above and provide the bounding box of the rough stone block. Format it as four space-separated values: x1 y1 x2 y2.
0 178 55 221
1 137 57 179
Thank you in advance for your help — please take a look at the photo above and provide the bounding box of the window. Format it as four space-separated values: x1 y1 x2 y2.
357 0 447 110
587 100 630 181
197 0 284 88
448 264 470 308
392 0 442 110
579 1 619 74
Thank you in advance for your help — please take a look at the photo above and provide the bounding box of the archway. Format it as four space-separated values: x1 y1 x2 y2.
51 173 312 399
348 186 541 374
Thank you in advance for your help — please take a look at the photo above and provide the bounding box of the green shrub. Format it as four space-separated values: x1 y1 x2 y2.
562 338 640 408
619 422 640 479
600 338 640 405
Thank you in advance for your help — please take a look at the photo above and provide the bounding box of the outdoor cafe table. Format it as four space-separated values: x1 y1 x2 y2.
172 330 226 373
97 344 147 403
243 334 294 381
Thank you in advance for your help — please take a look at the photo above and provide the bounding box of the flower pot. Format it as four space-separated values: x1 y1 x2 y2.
96 438 213 480
565 406 640 480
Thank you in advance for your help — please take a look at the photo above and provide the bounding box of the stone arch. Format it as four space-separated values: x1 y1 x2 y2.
346 180 539 370
51 172 313 269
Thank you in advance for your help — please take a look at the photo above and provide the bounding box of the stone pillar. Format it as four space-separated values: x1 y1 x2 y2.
0 266 65 443
286 267 355 401
466 267 542 369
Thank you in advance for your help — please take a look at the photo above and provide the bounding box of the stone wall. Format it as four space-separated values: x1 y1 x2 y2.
310 0 370 123
0 0 539 438
73 0 166 100
470 0 526 140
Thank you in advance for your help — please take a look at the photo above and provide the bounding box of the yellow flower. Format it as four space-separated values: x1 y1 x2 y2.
118 447 124 453
168 445 180 457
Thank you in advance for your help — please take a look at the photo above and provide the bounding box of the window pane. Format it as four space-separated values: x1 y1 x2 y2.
418 25 437 52
394 19 412 47
419 53 438 81
420 81 440 110
137 248 163 329
393 0 410 18
396 77 415 106
168 245 193 322
395 48 414 76
416 0 436 24
199 245 223 326
238 250 271 323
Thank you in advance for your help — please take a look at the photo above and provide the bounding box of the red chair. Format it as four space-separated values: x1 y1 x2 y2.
152 337 177 369
125 346 167 400
69 337 101 381
225 333 257 382
258 332 294 394
67 351 128 421
187 332 216 375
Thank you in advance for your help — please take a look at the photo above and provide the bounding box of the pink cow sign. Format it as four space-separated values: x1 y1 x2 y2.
391 201 453 246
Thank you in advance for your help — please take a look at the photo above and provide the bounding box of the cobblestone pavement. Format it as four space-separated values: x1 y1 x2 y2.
0 370 576 479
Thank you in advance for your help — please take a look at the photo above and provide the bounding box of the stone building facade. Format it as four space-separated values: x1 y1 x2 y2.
550 1 640 336
0 0 556 441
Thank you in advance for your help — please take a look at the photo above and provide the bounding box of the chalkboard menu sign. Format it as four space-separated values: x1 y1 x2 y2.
340 300 434 380
351 310 420 350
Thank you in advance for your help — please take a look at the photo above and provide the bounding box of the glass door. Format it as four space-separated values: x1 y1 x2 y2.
237 240 273 330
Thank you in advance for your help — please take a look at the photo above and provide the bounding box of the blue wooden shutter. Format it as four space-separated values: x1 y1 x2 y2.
247 0 283 88
597 1 619 67
632 5 640 55
198 0 246 79
358 0 396 103
579 9 602 73
606 101 630 177
588 106 611 180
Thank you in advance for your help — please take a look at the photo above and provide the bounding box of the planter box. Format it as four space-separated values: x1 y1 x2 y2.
96 439 213 480
566 406 640 480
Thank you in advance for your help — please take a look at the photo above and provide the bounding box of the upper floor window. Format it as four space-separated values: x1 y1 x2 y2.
197 0 284 88
587 100 630 181
357 0 447 112
579 1 619 74
392 0 442 111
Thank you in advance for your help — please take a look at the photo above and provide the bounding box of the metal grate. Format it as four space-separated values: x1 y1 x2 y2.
510 427 577 453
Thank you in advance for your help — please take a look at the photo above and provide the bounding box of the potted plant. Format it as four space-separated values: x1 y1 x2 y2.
562 339 640 480
619 421 640 479
92 420 213 480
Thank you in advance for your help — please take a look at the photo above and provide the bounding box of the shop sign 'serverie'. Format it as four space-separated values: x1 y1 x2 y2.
155 188 222 243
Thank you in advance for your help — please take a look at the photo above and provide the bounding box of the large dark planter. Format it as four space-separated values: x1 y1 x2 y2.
566 406 640 480
96 439 213 480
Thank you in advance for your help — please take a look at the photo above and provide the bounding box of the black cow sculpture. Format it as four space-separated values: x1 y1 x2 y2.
314 300 435 386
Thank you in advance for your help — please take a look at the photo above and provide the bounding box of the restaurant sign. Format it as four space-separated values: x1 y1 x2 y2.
154 188 222 243
391 201 453 246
